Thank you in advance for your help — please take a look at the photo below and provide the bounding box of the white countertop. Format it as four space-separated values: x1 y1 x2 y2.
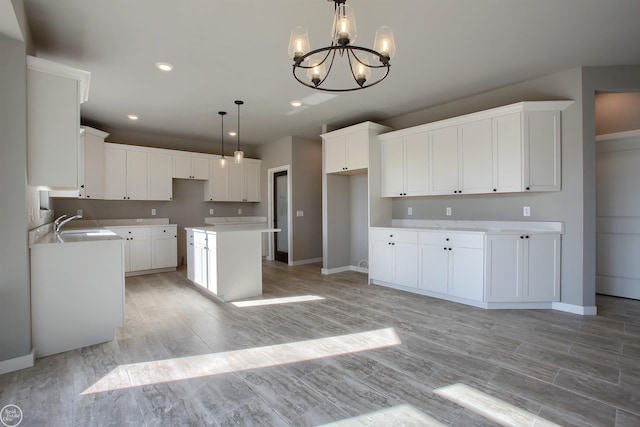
186 224 280 233
376 219 564 235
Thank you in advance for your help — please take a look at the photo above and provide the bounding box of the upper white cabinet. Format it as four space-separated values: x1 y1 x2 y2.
27 56 90 188
381 132 429 197
104 144 148 200
379 101 572 197
173 155 209 180
322 122 391 174
148 152 173 201
205 158 261 202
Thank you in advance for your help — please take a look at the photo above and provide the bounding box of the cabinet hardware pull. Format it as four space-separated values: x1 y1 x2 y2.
448 248 452 250
526 187 530 190
525 235 529 239
493 189 497 192
446 238 449 241
520 236 524 239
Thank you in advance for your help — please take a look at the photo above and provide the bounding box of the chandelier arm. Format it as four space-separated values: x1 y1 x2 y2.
294 45 389 69
316 48 338 87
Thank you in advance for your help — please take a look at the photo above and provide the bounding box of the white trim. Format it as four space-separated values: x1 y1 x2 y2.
0 349 34 375
552 302 598 315
321 265 368 275
290 257 323 266
267 165 292 263
596 129 640 142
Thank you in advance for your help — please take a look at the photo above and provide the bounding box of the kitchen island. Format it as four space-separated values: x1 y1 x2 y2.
185 224 279 302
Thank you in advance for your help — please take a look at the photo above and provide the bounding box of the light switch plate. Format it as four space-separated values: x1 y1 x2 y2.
209 209 214 215
77 209 83 217
446 207 452 216
238 209 243 215
408 207 413 216
297 210 304 217
151 209 156 216
523 206 531 217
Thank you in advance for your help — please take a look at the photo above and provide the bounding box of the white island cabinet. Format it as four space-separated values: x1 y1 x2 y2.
185 225 278 302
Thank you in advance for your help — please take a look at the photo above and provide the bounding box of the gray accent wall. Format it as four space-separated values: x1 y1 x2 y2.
349 174 369 267
0 32 30 361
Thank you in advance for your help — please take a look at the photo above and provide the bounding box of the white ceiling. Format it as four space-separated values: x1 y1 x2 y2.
23 0 640 147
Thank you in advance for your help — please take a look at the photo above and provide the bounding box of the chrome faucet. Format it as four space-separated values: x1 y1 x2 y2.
55 214 83 232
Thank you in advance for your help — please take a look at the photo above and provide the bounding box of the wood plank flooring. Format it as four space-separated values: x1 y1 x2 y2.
1 261 639 426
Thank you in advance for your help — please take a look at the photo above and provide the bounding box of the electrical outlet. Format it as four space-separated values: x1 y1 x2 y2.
523 206 531 217
209 208 214 215
446 207 452 216
238 208 243 215
296 210 304 217
151 208 156 216
408 207 413 216
77 209 83 217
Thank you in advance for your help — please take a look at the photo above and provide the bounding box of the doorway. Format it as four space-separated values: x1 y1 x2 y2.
273 170 289 263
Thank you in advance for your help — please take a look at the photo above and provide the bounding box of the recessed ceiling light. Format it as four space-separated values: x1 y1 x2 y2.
155 62 174 72
127 114 139 120
290 100 303 107
228 131 237 136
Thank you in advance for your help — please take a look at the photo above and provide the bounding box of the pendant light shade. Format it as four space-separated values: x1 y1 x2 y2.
234 100 244 164
218 111 227 168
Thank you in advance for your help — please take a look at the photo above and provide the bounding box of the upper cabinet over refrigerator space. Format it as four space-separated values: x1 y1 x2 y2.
27 56 90 189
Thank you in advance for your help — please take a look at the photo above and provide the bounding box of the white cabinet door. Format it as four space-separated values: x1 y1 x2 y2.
186 230 195 282
151 226 177 269
172 155 192 179
369 239 394 283
485 235 522 302
460 119 493 194
206 238 218 294
83 131 105 199
394 242 418 288
449 247 484 301
419 244 449 294
404 132 430 196
126 151 148 200
524 234 560 301
524 111 561 192
325 135 347 173
148 152 173 201
27 63 81 188
192 157 210 180
493 112 523 193
104 145 128 200
193 231 208 288
346 130 369 171
207 158 230 201
429 126 460 195
228 162 244 201
243 160 261 202
381 137 404 197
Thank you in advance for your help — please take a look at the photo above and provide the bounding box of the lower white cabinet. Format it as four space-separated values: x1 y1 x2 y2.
151 226 178 269
370 227 561 307
369 229 418 288
485 234 560 302
112 225 177 274
419 232 484 300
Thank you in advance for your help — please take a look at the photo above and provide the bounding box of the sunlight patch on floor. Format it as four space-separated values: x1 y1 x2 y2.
319 404 446 426
434 383 560 427
82 327 401 395
231 294 325 307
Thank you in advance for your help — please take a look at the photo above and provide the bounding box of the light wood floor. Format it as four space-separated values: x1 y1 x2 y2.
1 261 639 426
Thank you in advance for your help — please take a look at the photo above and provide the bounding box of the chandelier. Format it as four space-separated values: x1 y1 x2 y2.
288 0 396 92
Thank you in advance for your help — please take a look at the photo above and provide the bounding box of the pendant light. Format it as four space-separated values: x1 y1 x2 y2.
218 111 227 168
234 100 244 164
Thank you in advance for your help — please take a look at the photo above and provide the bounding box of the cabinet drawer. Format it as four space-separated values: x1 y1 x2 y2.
111 227 151 240
371 228 417 244
193 231 207 247
419 231 484 248
152 226 177 237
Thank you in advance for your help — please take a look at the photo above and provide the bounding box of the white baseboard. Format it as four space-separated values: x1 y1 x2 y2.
321 265 368 275
552 302 598 315
290 257 323 266
0 349 34 375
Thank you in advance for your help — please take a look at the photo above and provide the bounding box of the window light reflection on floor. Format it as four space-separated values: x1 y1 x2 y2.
82 327 401 395
434 383 560 427
319 404 446 426
231 295 325 307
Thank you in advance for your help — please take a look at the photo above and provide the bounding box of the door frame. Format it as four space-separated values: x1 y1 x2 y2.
267 165 293 265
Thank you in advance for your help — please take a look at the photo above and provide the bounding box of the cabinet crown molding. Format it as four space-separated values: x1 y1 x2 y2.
321 121 392 139
27 55 91 103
